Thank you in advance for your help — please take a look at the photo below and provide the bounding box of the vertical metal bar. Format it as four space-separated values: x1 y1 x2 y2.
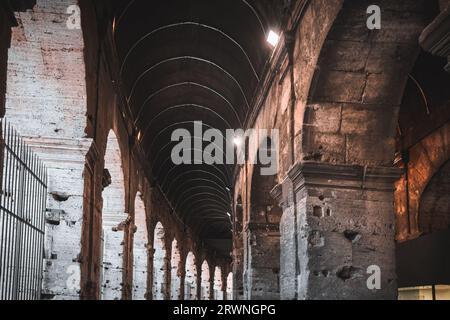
23 148 33 299
0 120 9 298
0 120 47 300
5 127 19 299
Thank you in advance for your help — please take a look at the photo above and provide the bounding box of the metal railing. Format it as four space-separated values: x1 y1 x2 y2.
0 119 47 300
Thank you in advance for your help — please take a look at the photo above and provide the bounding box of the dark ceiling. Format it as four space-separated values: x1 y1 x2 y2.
111 0 285 255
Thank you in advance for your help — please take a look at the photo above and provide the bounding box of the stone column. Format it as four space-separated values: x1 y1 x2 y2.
284 162 401 300
271 180 298 300
164 242 172 300
221 271 228 301
243 223 280 300
208 268 215 300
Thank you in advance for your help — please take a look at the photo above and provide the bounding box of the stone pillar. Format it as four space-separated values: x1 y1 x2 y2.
221 271 228 301
196 265 202 300
271 180 298 300
232 223 244 300
146 247 154 300
243 222 280 300
179 269 186 301
283 162 401 300
164 242 172 300
208 268 215 300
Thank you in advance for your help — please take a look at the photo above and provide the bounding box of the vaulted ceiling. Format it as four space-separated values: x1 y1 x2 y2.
111 0 285 255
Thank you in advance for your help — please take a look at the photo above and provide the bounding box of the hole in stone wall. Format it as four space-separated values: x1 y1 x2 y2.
313 206 323 218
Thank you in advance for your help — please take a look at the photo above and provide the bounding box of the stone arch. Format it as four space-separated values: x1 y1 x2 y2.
419 160 450 234
302 0 434 167
152 222 167 300
395 122 450 240
226 272 233 300
184 251 198 300
200 260 211 300
100 130 127 300
170 239 182 299
213 266 223 300
132 192 149 300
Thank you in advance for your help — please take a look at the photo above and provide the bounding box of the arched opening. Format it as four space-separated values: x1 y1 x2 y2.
397 160 450 300
100 130 127 300
184 252 197 300
226 272 233 300
170 239 182 300
200 260 210 300
213 266 223 300
152 222 167 300
246 137 281 299
395 42 450 300
419 160 450 234
132 192 148 300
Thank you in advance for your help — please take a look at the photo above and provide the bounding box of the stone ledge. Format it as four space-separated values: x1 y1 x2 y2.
288 161 402 192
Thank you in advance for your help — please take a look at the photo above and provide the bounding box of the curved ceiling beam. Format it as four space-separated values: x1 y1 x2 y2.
141 104 234 142
151 143 231 176
172 185 230 208
183 202 232 220
170 178 231 202
165 169 231 196
135 82 243 127
162 168 231 198
176 196 230 218
160 162 232 192
115 0 267 36
146 121 225 159
127 56 250 111
181 201 231 221
175 192 229 214
120 22 260 81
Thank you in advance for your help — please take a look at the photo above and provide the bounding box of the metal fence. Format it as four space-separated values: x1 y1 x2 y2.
0 119 47 300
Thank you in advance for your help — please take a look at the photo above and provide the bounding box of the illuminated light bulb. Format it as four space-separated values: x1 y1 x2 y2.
267 30 280 47
233 136 242 147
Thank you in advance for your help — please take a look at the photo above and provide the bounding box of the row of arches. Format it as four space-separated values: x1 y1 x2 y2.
100 130 232 300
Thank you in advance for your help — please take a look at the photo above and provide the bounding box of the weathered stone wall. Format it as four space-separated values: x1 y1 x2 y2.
234 0 344 300
233 0 440 300
5 0 92 300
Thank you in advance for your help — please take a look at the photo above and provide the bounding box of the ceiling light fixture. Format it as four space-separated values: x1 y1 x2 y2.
233 136 242 147
267 30 280 47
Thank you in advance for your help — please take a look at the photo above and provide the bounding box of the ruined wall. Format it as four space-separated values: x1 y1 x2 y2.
5 0 92 299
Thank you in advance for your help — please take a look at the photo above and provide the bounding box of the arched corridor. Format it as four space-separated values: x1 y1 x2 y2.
0 0 449 302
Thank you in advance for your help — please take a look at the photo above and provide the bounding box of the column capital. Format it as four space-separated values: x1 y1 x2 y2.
288 161 402 193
